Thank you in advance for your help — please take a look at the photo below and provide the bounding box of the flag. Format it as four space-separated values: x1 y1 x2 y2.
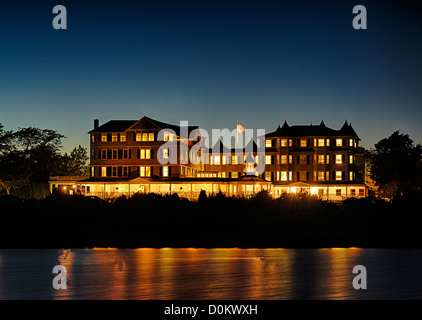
237 122 245 133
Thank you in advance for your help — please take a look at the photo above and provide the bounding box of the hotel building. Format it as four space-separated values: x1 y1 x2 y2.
50 116 366 200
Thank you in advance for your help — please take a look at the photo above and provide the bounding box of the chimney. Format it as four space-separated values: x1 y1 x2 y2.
94 119 99 130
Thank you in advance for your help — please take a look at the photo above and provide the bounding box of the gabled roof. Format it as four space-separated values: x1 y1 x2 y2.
89 116 199 136
88 120 137 133
265 120 359 139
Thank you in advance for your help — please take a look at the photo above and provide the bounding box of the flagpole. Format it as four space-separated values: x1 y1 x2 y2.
236 120 238 146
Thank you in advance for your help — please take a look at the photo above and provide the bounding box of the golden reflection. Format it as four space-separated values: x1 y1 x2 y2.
319 248 363 300
47 248 366 300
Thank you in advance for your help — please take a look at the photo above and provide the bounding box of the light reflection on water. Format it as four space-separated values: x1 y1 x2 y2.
0 248 422 300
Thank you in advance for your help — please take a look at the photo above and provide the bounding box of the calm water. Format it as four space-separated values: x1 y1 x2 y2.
0 248 422 300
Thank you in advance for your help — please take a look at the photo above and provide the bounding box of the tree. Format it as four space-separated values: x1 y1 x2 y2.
367 131 422 200
0 124 66 198
58 145 89 176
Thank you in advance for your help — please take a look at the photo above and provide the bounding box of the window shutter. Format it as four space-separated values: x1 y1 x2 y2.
133 133 136 141
342 171 345 180
342 154 345 164
306 155 310 164
160 166 163 176
306 172 310 181
271 155 274 165
168 166 171 177
307 139 310 147
151 149 154 159
297 155 300 164
137 149 140 159
271 172 274 181
129 149 131 159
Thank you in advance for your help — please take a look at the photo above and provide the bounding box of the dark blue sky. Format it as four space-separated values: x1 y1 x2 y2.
1 0 421 152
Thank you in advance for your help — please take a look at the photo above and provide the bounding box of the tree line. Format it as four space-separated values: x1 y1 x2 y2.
0 123 88 198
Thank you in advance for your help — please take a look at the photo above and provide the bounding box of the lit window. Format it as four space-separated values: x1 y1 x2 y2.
266 139 272 148
336 139 343 146
336 171 342 181
136 133 142 142
300 139 307 147
280 139 287 147
101 167 107 177
288 171 292 181
120 134 126 142
222 155 227 165
91 135 95 143
265 172 272 181
142 133 148 141
146 149 150 159
326 155 330 164
326 171 330 181
112 134 118 142
336 154 342 164
231 155 237 165
140 166 145 177
318 139 325 147
349 139 353 147
289 139 293 147
326 139 330 146
101 135 107 142
336 189 342 196
289 155 292 164
351 189 356 197
349 171 354 181
265 155 272 165
318 171 325 181
280 171 287 181
164 132 169 142
281 155 288 164
359 189 365 197
149 133 154 141
91 167 95 177
349 155 353 164
318 155 325 164
163 149 169 159
163 166 168 177
214 155 220 165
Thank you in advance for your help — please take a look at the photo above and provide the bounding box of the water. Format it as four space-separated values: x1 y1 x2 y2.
0 248 421 300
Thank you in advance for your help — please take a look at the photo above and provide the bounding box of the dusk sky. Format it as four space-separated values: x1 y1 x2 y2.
1 0 421 153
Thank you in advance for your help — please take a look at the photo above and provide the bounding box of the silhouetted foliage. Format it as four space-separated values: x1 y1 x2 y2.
0 123 88 198
367 131 422 200
1 191 422 248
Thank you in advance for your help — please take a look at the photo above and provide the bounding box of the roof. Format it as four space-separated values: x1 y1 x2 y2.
264 120 360 139
88 120 137 133
88 116 199 136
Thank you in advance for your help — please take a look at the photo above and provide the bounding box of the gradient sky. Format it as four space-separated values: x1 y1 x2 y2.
0 0 421 153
